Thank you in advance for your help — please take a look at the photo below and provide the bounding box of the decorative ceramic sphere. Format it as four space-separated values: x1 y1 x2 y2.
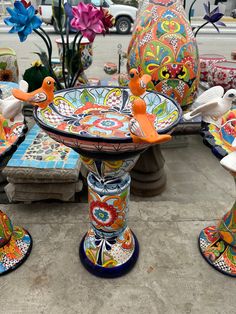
127 0 200 108
0 210 13 248
208 60 236 91
199 54 226 82
104 62 117 75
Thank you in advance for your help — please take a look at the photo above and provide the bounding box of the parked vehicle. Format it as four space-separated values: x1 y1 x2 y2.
38 0 137 34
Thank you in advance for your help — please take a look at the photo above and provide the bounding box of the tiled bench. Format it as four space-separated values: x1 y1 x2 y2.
3 124 82 203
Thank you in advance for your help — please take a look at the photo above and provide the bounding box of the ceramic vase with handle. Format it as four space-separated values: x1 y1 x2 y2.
127 0 200 108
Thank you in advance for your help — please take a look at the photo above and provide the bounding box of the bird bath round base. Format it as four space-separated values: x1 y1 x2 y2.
199 177 236 277
34 86 181 277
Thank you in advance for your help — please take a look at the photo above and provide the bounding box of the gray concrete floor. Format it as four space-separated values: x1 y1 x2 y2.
1 134 236 314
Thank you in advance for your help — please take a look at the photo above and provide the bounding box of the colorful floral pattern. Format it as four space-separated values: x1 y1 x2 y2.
202 107 236 158
127 0 200 107
208 61 236 91
199 225 236 276
199 54 226 82
35 86 181 155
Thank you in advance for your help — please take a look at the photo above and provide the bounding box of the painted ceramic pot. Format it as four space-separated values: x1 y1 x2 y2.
199 54 226 82
55 37 93 70
0 48 19 83
127 0 200 108
208 60 236 90
104 62 117 75
34 86 181 278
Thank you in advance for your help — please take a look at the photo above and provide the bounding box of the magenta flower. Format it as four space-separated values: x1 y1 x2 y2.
71 2 104 42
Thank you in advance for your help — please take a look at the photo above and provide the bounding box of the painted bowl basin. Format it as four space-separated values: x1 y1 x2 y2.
34 86 181 160
201 106 236 159
0 116 27 165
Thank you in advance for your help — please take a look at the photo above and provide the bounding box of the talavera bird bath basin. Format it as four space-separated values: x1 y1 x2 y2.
34 86 181 277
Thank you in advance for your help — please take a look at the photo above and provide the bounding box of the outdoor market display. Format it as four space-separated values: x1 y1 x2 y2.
200 106 236 276
0 81 32 275
21 74 182 277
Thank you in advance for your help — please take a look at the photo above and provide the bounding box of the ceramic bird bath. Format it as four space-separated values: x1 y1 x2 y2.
200 105 236 276
0 83 32 275
34 86 181 277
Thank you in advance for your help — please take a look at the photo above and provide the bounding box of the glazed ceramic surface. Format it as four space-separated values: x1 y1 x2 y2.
208 61 236 91
56 37 93 71
0 48 19 83
199 54 226 82
33 85 181 277
199 106 236 276
127 0 200 107
201 106 236 158
34 86 181 158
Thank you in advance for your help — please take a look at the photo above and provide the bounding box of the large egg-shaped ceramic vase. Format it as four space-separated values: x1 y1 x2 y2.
127 0 200 108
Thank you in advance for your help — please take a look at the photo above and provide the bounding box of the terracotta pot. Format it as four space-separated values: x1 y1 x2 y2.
208 60 236 90
199 54 226 82
104 62 117 75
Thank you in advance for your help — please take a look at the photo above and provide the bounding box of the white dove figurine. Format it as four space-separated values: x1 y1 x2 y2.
183 86 236 128
0 80 28 122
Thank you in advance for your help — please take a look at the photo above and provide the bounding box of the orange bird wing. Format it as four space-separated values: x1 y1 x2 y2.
12 88 47 104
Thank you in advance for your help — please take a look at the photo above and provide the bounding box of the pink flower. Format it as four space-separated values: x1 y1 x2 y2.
71 2 104 42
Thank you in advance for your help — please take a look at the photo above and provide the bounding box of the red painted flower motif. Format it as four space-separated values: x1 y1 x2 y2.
216 71 227 83
90 201 118 227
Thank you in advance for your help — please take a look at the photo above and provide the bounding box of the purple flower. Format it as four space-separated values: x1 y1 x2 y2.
4 1 42 42
203 2 226 31
70 2 104 42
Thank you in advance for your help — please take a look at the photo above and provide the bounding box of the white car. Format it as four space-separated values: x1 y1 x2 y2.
38 0 137 34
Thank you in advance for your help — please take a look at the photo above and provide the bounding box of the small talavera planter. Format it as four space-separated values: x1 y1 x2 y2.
208 60 236 91
127 0 200 108
0 48 19 83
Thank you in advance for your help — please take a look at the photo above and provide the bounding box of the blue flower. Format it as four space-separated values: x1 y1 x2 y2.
4 1 42 42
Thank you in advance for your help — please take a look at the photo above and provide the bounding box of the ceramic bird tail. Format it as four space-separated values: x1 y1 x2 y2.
12 76 55 109
129 98 172 144
128 68 152 97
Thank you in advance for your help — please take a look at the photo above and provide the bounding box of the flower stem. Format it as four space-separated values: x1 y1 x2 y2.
34 29 62 90
194 21 209 37
189 0 197 24
70 34 84 87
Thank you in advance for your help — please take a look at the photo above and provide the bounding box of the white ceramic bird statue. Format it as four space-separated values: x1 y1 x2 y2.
183 86 236 128
0 80 28 122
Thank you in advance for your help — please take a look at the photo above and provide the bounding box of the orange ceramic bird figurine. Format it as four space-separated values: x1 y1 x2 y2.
128 68 152 96
12 77 55 109
129 98 172 144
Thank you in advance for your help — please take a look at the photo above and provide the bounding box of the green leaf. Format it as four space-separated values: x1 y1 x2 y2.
153 100 167 116
0 62 7 70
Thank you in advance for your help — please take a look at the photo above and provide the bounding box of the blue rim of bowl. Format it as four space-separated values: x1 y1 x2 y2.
34 86 182 144
0 121 28 167
200 121 229 159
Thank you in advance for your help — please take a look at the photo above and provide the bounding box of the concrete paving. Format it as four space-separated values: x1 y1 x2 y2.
1 134 236 314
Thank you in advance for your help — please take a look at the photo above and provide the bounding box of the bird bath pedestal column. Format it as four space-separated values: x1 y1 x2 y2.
199 168 236 276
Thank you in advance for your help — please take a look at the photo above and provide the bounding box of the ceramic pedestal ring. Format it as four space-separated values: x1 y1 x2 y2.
199 175 236 277
34 86 181 277
208 60 236 91
199 54 226 82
